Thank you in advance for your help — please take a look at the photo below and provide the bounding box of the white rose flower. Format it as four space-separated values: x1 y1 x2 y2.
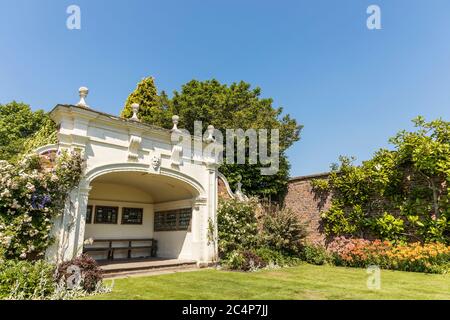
25 182 36 192
84 237 94 245
11 199 20 209
0 189 11 197
1 236 12 246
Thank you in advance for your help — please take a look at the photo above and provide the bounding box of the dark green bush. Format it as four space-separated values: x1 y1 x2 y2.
259 208 307 255
254 247 301 266
301 244 332 265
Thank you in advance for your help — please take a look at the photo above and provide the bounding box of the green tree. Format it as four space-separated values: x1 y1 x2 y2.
121 77 171 127
391 116 450 220
122 78 302 201
172 80 301 201
0 102 49 162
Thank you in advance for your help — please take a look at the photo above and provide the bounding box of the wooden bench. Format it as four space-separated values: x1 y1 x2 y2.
83 238 157 260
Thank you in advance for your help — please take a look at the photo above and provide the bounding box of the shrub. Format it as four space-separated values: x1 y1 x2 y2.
254 247 286 265
223 249 267 271
259 208 307 255
254 247 301 267
217 199 309 271
223 250 245 270
240 250 267 271
301 243 332 265
56 254 103 292
222 248 301 271
217 198 259 258
0 259 55 299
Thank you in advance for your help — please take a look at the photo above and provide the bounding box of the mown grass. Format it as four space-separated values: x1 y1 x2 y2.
89 263 450 300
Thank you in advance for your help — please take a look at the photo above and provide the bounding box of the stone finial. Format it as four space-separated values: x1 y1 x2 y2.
130 103 140 121
234 175 249 202
236 174 242 189
76 86 90 108
171 115 181 133
205 125 215 143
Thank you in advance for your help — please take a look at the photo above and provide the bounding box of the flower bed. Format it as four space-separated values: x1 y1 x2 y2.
326 237 450 273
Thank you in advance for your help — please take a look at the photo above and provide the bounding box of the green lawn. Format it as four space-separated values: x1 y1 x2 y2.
90 263 450 300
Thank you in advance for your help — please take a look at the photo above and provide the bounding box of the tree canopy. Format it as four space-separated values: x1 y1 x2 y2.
0 102 54 162
121 77 171 128
122 78 302 201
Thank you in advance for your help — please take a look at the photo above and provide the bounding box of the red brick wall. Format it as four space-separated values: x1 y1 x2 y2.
218 176 233 200
284 173 331 245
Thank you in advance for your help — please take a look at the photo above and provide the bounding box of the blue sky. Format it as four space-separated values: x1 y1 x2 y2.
0 0 449 177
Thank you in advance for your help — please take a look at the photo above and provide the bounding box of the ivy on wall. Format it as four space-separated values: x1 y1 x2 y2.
313 117 450 243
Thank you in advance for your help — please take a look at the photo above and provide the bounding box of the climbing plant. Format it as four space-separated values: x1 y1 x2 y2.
313 117 450 243
0 151 84 260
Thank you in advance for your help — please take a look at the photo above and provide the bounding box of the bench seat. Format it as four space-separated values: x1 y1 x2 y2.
83 239 157 260
83 247 111 252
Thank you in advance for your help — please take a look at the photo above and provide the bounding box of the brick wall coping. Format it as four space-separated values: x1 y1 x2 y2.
289 172 330 182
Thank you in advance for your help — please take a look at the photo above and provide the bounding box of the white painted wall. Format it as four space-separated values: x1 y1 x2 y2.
153 199 194 260
85 183 194 260
153 231 192 259
85 202 154 260
84 200 154 240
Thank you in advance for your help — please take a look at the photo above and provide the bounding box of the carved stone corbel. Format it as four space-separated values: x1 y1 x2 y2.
128 134 142 161
171 145 183 166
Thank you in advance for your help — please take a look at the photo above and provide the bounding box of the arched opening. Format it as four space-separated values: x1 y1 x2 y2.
84 171 200 261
